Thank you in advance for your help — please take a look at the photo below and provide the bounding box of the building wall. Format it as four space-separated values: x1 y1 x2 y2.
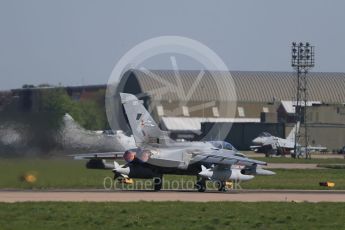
286 124 345 150
308 105 345 124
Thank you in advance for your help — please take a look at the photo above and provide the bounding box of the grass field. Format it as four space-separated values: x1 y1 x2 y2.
0 158 345 190
0 202 344 229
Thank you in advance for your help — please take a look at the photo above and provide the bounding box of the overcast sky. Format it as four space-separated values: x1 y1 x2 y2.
0 0 344 90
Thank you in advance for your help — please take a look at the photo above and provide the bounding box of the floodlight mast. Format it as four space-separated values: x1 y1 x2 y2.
291 42 315 159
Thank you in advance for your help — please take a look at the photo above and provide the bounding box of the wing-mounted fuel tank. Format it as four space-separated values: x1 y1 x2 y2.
240 165 275 176
210 165 232 181
199 165 254 182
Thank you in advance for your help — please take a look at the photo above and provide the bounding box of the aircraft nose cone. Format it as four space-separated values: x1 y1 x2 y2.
256 168 276 176
252 137 261 144
242 175 255 181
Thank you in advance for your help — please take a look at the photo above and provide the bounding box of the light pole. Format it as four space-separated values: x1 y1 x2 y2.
291 42 315 159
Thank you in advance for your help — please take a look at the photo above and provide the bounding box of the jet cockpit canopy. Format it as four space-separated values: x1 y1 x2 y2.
209 141 237 152
258 132 272 137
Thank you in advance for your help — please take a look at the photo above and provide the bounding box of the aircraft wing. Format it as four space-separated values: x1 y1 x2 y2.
192 150 267 167
70 152 124 160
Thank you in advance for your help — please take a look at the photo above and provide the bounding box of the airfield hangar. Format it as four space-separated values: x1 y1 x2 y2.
116 69 345 151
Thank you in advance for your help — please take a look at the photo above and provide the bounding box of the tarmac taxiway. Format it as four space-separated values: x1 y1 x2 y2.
1 190 345 203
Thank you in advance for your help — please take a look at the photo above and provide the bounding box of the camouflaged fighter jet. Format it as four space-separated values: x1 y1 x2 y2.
251 122 327 157
72 93 274 192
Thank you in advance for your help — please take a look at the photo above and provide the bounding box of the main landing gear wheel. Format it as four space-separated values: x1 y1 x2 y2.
216 181 227 192
195 177 206 192
153 176 163 191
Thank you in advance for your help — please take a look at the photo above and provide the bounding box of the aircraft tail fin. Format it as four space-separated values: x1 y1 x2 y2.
120 93 169 145
286 121 300 142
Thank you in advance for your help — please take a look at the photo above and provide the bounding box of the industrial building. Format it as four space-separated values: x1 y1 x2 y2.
115 69 345 150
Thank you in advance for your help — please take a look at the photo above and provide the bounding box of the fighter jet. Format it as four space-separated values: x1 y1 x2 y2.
251 123 326 157
73 93 274 192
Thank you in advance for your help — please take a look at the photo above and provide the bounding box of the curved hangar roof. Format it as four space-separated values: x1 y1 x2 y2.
121 69 345 103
